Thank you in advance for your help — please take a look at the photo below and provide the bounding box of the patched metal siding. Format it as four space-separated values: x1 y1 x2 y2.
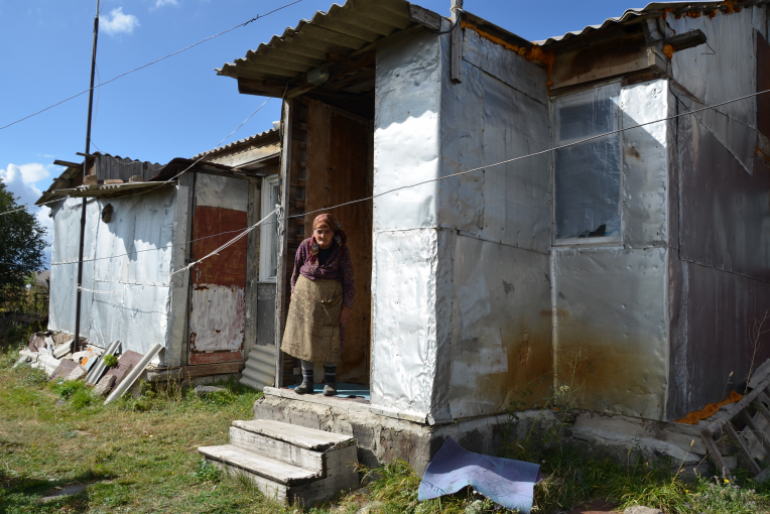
188 174 250 365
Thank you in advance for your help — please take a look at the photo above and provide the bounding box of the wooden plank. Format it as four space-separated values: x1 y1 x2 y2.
146 362 245 382
700 430 730 473
662 29 707 52
53 160 83 168
450 16 463 83
244 181 261 360
725 422 762 475
238 77 291 98
408 4 441 31
740 410 770 453
275 99 294 388
704 373 770 438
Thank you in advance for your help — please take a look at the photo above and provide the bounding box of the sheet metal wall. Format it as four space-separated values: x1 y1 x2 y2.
48 188 189 366
551 78 673 420
662 8 770 420
668 117 770 418
371 25 445 420
49 197 97 336
435 26 553 419
667 7 764 176
552 247 668 420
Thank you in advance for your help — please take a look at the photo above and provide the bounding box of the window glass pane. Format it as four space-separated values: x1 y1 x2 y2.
554 84 621 240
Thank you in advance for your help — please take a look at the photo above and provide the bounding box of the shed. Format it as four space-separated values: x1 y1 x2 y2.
39 130 281 377
213 0 770 470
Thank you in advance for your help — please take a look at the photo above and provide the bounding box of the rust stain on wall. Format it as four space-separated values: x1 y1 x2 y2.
190 206 248 288
189 204 248 365
555 325 666 420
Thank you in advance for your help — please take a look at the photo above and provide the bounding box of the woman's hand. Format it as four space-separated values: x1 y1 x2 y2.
340 306 352 326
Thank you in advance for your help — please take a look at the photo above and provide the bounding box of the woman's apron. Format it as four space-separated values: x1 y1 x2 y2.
281 275 343 363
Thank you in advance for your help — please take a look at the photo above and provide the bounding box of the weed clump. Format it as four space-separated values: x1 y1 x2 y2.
194 458 221 483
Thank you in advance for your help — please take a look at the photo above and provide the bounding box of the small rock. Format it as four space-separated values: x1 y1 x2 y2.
624 507 663 514
93 374 116 396
464 500 485 514
39 483 88 503
66 365 87 381
194 385 226 396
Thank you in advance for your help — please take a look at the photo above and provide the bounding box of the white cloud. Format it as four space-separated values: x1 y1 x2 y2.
154 0 179 8
1 163 53 266
102 8 139 36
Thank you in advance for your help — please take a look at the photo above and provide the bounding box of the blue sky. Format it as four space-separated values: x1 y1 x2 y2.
0 0 642 265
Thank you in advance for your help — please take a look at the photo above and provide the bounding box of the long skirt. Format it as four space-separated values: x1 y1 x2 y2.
281 276 343 363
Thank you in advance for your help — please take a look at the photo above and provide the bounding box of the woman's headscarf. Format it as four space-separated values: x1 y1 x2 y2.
309 213 346 262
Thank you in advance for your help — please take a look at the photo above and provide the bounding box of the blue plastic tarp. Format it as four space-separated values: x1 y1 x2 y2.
418 437 541 513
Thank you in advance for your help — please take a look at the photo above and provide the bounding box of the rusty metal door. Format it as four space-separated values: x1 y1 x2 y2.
188 173 249 365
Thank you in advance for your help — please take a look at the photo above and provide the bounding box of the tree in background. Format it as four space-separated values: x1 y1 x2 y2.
0 182 47 307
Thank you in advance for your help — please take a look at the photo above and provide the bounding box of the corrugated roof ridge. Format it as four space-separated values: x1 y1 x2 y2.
536 0 765 46
192 127 279 160
93 151 162 167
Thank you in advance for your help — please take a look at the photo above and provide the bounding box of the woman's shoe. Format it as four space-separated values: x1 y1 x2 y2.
296 369 314 394
323 364 337 396
323 382 337 396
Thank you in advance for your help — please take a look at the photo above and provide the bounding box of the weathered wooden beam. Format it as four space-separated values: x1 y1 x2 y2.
53 160 83 168
146 362 245 382
663 29 707 52
238 77 290 98
408 4 442 31
450 14 463 84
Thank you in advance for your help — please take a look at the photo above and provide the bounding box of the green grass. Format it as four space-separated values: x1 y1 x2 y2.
3 330 770 514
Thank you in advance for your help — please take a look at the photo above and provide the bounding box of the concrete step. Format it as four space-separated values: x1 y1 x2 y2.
198 444 319 485
232 419 354 452
199 419 359 506
230 426 325 473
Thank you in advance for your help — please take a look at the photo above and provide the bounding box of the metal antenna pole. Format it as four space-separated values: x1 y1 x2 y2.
74 0 100 354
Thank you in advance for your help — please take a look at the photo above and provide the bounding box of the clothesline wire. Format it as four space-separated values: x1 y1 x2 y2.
0 0 302 131
78 207 277 294
7 86 770 270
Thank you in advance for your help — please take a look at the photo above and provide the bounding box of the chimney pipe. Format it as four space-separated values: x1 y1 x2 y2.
451 0 463 22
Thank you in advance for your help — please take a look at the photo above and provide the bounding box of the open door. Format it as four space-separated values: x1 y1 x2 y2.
277 97 374 386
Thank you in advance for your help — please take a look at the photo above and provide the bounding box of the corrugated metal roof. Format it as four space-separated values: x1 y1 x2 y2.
92 152 162 168
536 0 767 46
217 0 422 82
192 127 279 160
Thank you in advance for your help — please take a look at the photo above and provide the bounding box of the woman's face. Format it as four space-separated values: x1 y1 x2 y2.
314 226 333 249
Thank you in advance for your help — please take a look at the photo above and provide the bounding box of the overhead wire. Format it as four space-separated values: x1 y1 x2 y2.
0 97 271 218
0 0 303 131
32 86 770 275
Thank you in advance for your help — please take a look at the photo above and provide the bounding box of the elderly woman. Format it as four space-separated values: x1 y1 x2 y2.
281 213 354 395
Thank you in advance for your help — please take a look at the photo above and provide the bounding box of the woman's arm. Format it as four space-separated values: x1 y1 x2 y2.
290 241 308 293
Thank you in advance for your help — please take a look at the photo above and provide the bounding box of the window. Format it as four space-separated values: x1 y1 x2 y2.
554 83 622 241
259 175 281 281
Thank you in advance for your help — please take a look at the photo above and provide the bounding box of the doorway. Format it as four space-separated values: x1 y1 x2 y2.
278 96 374 388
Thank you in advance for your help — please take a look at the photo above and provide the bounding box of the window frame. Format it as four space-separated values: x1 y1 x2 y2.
259 174 281 282
550 80 624 247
